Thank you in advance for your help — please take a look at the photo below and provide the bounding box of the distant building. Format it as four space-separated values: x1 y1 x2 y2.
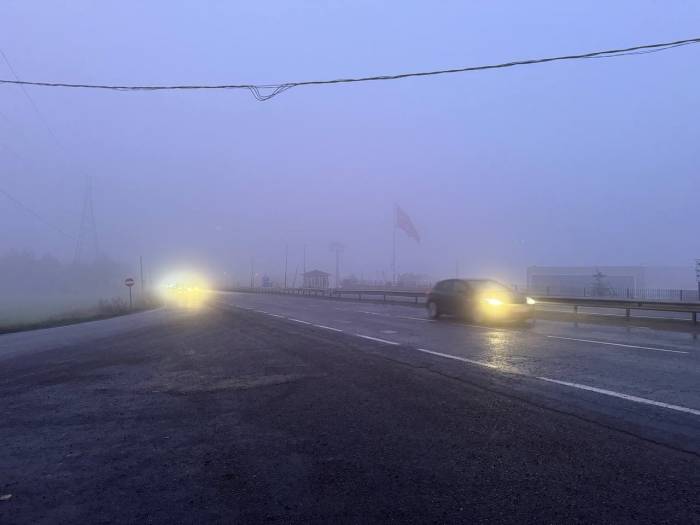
302 270 330 289
527 266 641 295
527 265 697 294
397 273 431 289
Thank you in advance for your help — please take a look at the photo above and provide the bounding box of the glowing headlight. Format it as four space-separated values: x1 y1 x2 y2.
526 297 536 305
484 297 503 306
157 269 210 309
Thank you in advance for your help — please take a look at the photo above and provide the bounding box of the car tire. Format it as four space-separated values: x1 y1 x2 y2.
427 301 440 319
470 308 484 324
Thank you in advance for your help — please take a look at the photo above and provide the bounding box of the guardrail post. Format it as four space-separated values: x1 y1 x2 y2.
383 293 386 302
693 312 697 324
358 292 362 301
574 305 578 314
625 308 631 319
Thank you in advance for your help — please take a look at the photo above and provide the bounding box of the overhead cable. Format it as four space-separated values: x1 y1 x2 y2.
0 37 697 101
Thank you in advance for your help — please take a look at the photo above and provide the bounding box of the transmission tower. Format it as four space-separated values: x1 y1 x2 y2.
73 176 100 264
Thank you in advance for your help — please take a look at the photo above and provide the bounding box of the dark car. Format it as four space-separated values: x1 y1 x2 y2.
426 278 535 323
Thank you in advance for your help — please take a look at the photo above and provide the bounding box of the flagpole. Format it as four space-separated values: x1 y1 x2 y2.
392 206 396 286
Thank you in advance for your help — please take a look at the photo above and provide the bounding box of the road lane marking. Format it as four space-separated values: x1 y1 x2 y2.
289 318 312 324
415 348 700 416
416 348 498 369
313 324 343 332
269 313 284 318
355 334 399 345
537 377 700 416
545 335 688 354
357 310 432 322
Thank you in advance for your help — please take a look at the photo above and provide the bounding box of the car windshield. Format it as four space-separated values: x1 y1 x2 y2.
467 280 513 295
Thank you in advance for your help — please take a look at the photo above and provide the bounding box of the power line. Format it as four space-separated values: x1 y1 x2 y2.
1 49 99 256
0 187 75 240
0 49 64 146
0 37 697 101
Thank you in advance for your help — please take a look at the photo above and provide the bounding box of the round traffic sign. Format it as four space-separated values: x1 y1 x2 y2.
124 277 135 287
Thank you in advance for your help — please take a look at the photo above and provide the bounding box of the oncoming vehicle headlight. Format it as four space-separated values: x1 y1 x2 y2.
484 297 503 306
157 270 210 309
526 297 536 305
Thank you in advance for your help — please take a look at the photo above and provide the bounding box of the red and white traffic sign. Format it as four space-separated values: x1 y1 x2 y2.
124 277 135 287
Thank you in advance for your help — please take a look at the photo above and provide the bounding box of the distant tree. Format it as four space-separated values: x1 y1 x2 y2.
0 251 129 295
341 274 359 288
591 269 613 297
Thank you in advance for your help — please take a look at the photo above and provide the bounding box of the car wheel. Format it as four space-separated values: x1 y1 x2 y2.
427 301 440 319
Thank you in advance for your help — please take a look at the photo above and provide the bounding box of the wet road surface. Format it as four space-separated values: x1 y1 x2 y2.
1 297 698 523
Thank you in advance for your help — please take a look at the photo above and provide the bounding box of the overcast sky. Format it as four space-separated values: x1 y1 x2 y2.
1 1 698 285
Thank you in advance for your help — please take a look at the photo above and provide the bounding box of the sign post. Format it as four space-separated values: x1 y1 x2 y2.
125 277 135 309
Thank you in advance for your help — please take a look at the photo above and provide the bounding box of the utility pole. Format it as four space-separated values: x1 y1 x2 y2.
329 242 344 289
392 217 396 286
139 255 144 293
303 244 307 276
456 259 460 278
74 175 100 264
250 257 254 288
284 244 288 288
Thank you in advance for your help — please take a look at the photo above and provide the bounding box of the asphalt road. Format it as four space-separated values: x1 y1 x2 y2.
220 292 700 416
1 295 699 523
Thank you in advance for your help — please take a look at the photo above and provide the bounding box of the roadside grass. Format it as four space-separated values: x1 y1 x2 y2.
0 296 161 335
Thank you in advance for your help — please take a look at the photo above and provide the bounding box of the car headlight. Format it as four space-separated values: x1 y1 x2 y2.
526 297 536 305
484 297 503 306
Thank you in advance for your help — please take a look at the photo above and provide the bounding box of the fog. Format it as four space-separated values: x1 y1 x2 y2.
2 1 699 316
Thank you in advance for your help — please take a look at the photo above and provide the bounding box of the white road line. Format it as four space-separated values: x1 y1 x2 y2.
397 315 433 322
537 377 700 416
357 310 432 323
269 313 284 318
415 348 700 417
355 334 399 345
416 348 499 368
313 324 344 332
545 335 688 354
289 318 312 325
255 310 269 314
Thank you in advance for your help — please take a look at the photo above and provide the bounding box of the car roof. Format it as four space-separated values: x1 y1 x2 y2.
435 278 498 284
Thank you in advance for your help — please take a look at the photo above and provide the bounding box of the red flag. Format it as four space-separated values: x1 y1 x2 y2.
396 205 420 243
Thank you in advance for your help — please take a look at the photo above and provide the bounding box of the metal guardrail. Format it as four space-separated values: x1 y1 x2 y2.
228 287 700 323
532 295 700 322
230 287 429 304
